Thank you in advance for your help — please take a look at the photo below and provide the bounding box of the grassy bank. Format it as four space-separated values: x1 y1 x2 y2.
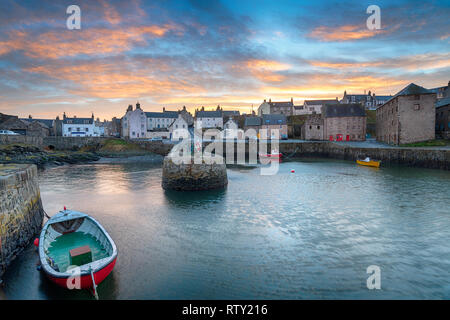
400 140 449 147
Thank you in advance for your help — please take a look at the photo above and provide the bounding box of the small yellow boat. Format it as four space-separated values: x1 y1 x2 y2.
356 157 381 168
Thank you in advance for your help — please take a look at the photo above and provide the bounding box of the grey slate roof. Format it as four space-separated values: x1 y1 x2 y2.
395 83 432 96
21 118 54 128
244 117 262 126
145 111 178 118
63 117 93 124
269 101 293 108
195 110 222 118
323 104 366 118
381 83 434 107
222 110 240 116
262 114 287 125
436 97 450 108
304 99 337 105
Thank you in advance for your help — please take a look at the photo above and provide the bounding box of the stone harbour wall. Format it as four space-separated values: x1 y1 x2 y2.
162 155 228 191
0 164 44 279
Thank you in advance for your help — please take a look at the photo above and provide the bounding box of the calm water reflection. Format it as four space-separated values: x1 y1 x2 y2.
2 158 450 299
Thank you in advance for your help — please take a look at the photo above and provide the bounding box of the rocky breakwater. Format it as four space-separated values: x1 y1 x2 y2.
162 152 228 191
0 164 44 279
0 144 100 168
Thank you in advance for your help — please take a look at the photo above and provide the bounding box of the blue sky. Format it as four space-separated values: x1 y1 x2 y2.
0 0 449 119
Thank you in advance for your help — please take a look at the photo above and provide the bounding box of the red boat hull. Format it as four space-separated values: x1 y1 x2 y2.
46 257 117 289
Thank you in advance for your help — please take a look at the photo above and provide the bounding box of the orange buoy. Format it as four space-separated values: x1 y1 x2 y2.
34 238 39 247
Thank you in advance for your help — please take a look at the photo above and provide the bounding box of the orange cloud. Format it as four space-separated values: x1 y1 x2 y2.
100 0 122 25
25 60 204 99
0 24 179 59
232 59 290 83
309 25 386 41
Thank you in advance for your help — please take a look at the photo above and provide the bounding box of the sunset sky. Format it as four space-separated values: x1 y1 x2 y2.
0 0 449 120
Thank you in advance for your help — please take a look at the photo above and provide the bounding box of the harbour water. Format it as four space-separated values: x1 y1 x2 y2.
2 157 450 299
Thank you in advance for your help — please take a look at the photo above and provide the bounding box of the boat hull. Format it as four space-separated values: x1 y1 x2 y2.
356 159 380 168
45 257 117 289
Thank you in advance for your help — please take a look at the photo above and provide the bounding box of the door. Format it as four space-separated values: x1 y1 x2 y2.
346 135 350 141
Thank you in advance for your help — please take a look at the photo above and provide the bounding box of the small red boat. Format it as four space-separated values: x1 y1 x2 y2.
38 209 117 298
259 150 282 159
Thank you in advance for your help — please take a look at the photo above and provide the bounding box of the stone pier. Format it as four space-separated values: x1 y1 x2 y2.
162 153 228 191
0 164 44 279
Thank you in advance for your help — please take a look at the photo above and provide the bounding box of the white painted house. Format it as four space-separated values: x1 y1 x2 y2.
195 110 223 129
169 114 189 141
223 118 239 139
62 113 97 137
121 103 147 139
145 109 178 131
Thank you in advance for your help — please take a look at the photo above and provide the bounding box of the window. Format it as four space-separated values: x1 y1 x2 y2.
414 104 420 110
68 127 72 132
77 127 80 131
85 128 88 132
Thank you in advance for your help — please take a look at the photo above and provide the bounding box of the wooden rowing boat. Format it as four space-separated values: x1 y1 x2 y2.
38 209 117 296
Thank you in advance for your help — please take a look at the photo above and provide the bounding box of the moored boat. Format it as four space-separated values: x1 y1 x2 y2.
356 157 381 168
38 209 117 296
259 150 282 159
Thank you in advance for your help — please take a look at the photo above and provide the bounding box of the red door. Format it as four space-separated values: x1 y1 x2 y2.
346 135 350 141
329 135 334 141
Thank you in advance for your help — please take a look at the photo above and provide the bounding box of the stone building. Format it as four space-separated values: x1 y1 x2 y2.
260 114 288 140
376 83 436 145
178 106 194 126
0 117 29 135
302 114 324 140
257 98 294 116
323 104 366 141
435 97 450 139
341 91 392 110
299 99 338 115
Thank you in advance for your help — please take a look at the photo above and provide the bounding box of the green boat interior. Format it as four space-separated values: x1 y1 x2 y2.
43 217 113 273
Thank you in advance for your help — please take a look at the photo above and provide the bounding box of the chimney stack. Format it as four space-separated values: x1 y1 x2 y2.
163 107 166 112
28 115 32 119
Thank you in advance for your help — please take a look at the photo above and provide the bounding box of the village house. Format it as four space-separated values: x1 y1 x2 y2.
298 99 339 115
223 117 241 140
105 117 122 137
341 91 392 110
257 98 294 116
430 81 450 100
376 83 436 145
259 114 288 140
0 117 29 135
323 104 366 141
178 106 194 126
195 107 223 129
168 114 190 141
21 116 54 136
243 116 261 139
146 107 178 131
436 97 450 139
62 113 99 137
302 114 324 140
121 103 147 139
